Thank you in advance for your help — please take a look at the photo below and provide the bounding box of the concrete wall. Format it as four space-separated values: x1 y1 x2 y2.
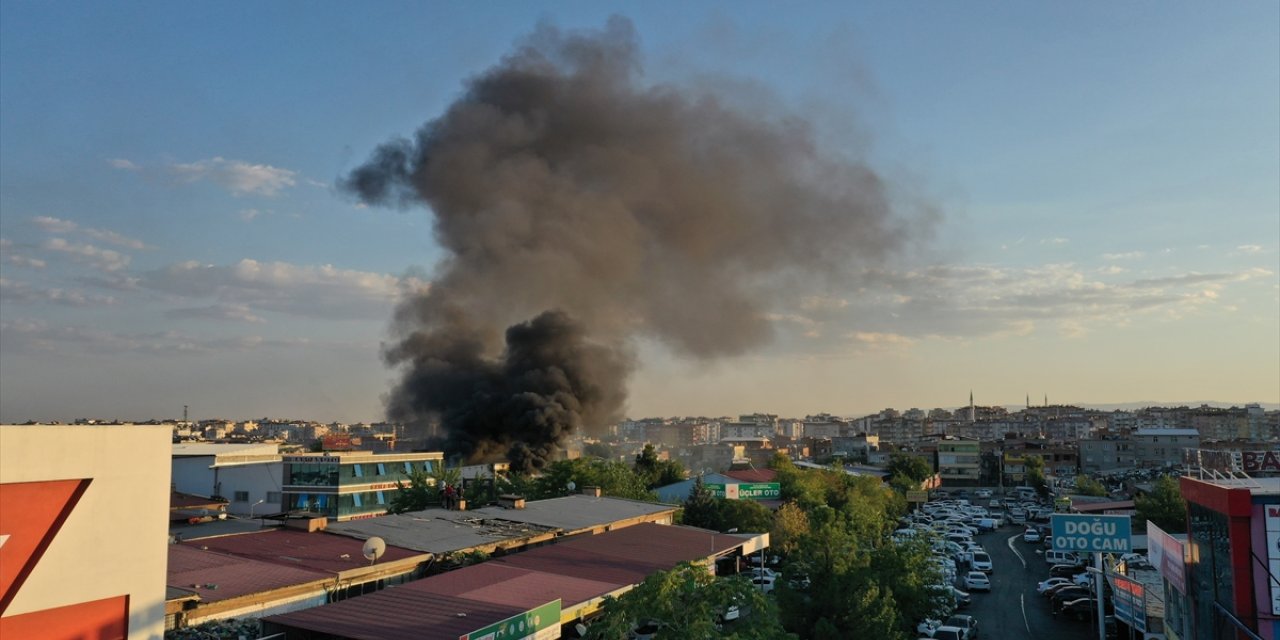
1 424 170 640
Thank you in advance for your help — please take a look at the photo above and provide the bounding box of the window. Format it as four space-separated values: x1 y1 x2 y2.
234 491 250 502
266 492 282 503
404 461 413 474
376 463 387 476
353 493 363 507
354 464 364 478
377 491 386 505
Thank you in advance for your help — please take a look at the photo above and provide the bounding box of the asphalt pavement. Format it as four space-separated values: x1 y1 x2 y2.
962 527 1099 640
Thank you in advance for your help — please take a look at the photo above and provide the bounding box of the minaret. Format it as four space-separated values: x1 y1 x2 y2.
968 390 975 423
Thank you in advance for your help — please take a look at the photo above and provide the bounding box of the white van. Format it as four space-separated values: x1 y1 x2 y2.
1045 550 1081 566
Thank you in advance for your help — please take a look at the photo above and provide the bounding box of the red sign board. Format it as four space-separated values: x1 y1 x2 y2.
322 435 361 451
0 479 91 612
1243 451 1280 473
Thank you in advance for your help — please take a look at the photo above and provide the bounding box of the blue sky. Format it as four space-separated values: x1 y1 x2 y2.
2 2 1276 423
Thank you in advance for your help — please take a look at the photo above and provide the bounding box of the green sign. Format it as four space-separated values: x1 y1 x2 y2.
737 483 781 499
905 490 928 503
703 482 779 500
460 599 561 640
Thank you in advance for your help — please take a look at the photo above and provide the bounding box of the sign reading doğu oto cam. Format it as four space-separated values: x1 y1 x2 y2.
1050 514 1131 553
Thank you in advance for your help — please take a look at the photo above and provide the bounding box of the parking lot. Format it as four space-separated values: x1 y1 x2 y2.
913 492 1103 639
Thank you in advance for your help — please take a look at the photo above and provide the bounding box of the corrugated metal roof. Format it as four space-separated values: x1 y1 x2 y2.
325 511 557 554
168 544 328 603
267 589 526 640
186 528 424 574
466 494 676 532
267 522 757 640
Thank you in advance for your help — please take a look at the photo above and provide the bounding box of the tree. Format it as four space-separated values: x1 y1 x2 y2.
584 563 792 640
635 444 687 489
389 465 461 514
1025 455 1049 498
886 453 933 489
769 503 810 556
531 458 655 501
1074 474 1108 497
1135 475 1187 533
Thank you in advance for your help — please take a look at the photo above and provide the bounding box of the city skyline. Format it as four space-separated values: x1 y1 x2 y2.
2 3 1277 424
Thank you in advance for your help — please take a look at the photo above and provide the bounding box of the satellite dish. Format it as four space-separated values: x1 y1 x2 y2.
362 537 386 565
566 481 576 494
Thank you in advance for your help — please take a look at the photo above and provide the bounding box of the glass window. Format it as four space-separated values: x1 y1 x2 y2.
377 491 386 505
354 464 364 478
353 493 362 507
376 463 387 476
266 491 282 503
404 461 413 474
233 491 249 502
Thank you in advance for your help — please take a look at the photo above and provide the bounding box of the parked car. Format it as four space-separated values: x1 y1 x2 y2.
970 551 993 573
963 571 991 592
1058 597 1104 621
949 586 972 609
931 626 966 640
751 575 775 594
1050 563 1087 579
974 489 993 499
1051 588 1092 612
1037 577 1072 594
1044 550 1080 566
944 614 979 639
917 618 943 637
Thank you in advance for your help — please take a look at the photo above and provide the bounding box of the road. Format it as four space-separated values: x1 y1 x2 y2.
962 527 1099 640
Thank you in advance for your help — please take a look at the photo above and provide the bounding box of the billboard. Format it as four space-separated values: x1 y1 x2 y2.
460 599 560 640
1051 514 1131 553
704 482 779 501
1146 521 1186 595
1266 504 1280 615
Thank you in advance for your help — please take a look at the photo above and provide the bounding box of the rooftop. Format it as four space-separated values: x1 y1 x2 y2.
1133 428 1200 437
182 528 425 574
265 523 754 640
168 544 328 603
172 442 280 457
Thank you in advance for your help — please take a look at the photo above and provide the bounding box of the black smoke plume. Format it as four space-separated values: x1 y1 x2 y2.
345 17 924 472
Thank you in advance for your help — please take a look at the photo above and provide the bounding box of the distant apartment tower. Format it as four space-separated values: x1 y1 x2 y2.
937 438 981 486
1132 428 1200 467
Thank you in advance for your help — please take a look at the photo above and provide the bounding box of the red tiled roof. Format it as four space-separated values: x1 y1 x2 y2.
723 469 777 483
168 545 328 603
189 528 423 574
412 563 620 610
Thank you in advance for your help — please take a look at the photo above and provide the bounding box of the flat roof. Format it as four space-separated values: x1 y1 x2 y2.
325 495 675 553
466 494 677 533
173 442 280 457
168 544 328 603
325 510 559 554
266 523 754 640
184 528 425 574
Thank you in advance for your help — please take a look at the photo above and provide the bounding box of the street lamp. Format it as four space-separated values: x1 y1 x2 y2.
249 499 265 523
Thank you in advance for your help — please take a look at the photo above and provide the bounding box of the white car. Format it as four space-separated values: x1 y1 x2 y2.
1022 528 1042 543
1037 577 1072 594
751 575 775 594
962 571 991 592
970 551 993 573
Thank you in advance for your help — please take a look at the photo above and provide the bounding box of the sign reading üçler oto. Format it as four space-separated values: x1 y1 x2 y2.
1051 514 1132 553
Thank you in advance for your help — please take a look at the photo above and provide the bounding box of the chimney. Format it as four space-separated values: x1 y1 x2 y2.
498 494 527 509
581 486 602 498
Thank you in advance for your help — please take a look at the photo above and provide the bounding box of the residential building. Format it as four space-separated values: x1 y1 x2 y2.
1133 428 1200 467
937 438 981 486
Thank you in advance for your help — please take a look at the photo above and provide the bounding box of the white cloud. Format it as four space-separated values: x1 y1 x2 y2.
107 158 141 171
1040 238 1069 245
0 278 118 307
0 318 308 356
4 255 47 269
165 303 266 324
168 157 297 196
239 208 262 222
30 216 146 250
1234 244 1263 255
41 238 131 272
140 259 405 320
849 331 915 347
1101 251 1145 261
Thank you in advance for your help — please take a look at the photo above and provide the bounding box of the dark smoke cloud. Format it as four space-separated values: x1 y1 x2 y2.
345 16 926 471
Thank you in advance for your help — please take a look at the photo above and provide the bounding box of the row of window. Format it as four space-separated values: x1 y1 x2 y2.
232 491 283 503
286 460 438 487
287 489 403 517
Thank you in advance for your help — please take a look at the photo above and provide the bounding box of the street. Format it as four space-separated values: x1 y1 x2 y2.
963 527 1099 640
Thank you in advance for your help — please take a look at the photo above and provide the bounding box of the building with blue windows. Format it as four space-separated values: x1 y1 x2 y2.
282 451 444 521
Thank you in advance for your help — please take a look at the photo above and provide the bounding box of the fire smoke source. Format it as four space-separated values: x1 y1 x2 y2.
345 17 924 472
